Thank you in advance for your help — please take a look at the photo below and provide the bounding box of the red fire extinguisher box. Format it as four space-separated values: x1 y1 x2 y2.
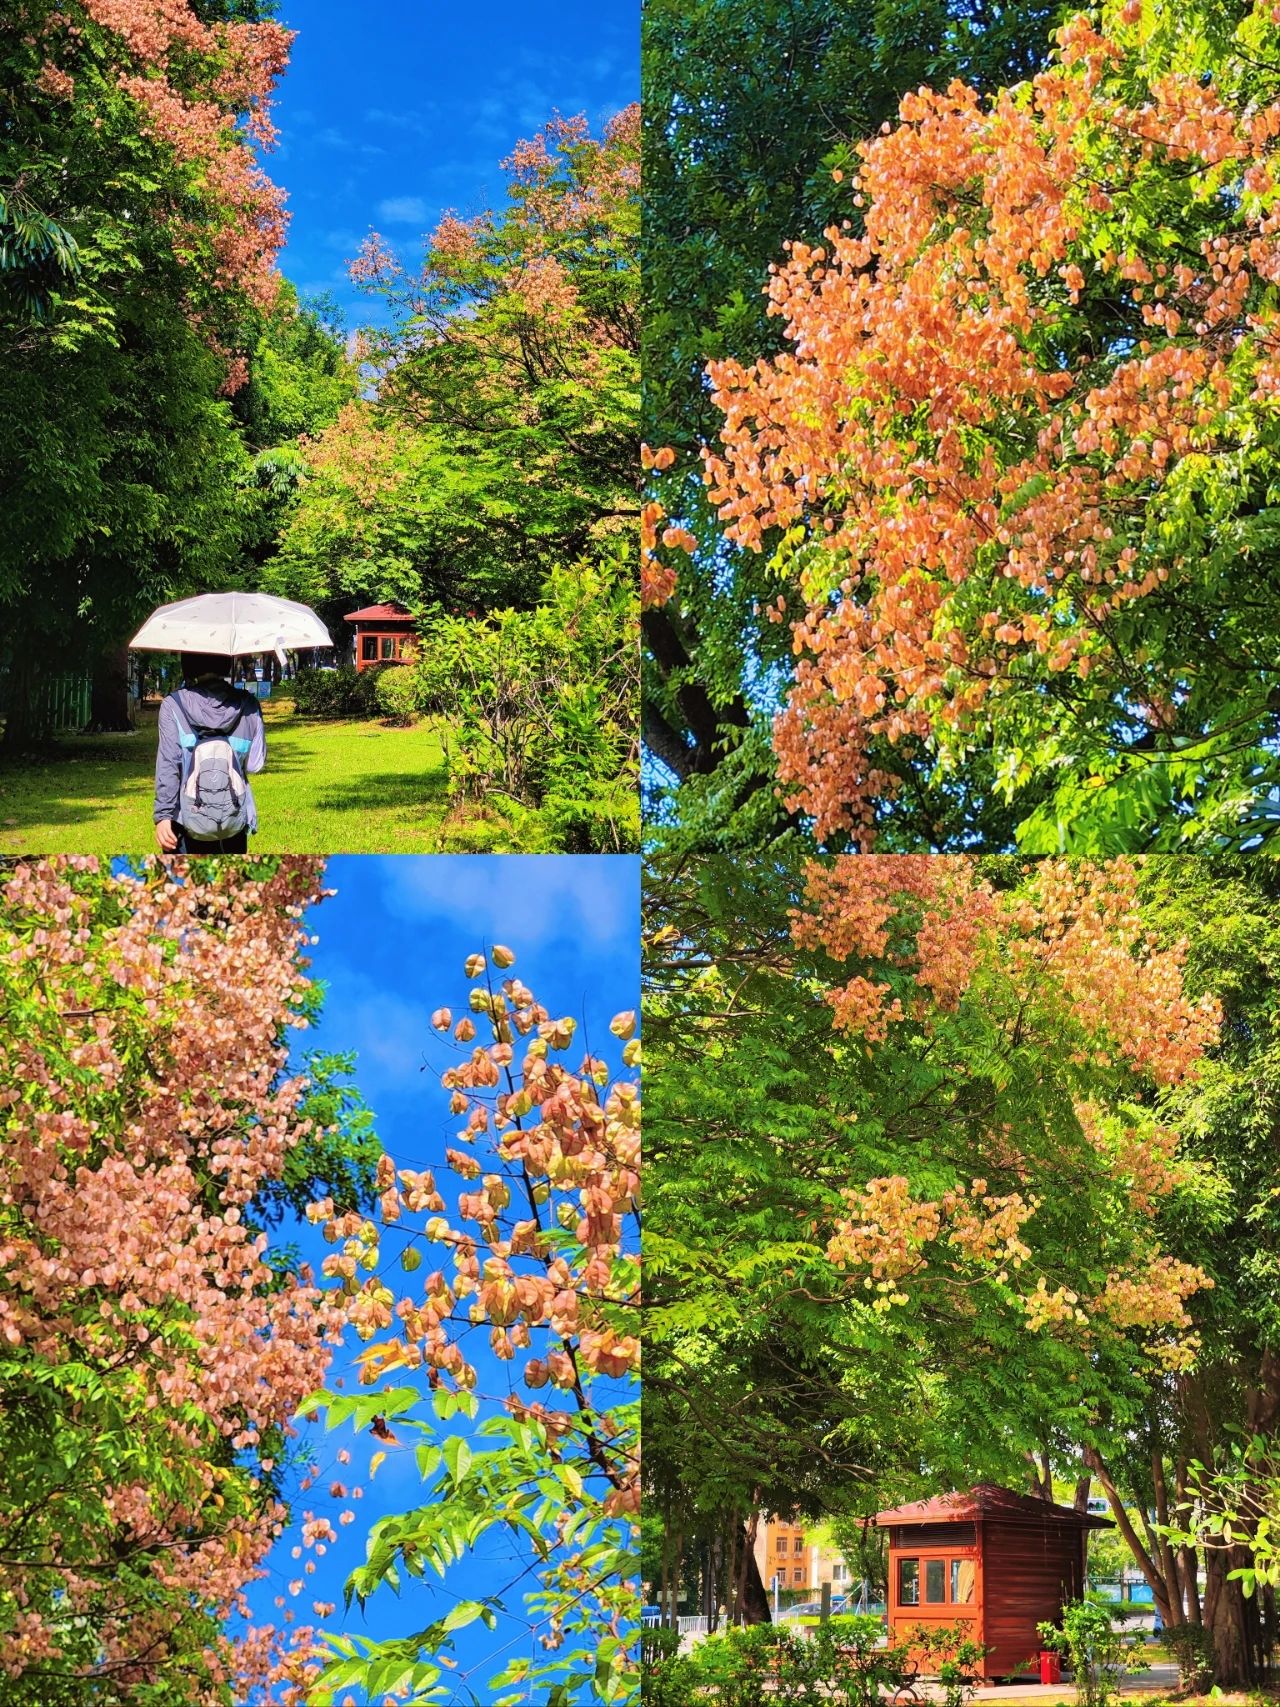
1039 1650 1063 1685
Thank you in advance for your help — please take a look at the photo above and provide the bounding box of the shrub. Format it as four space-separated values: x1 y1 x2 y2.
1039 1600 1139 1707
653 1616 913 1707
374 661 420 725
413 549 638 852
642 1648 700 1707
904 1621 989 1707
1164 1622 1214 1692
289 664 383 719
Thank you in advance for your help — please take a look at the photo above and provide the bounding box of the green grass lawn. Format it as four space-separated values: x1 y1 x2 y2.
0 696 517 854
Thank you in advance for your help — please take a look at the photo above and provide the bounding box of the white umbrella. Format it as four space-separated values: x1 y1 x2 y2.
130 591 332 660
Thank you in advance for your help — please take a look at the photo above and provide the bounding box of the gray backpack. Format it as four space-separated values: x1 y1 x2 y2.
172 692 251 841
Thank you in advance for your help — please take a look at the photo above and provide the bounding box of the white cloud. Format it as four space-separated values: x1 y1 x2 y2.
379 856 637 949
328 976 432 1087
376 195 429 225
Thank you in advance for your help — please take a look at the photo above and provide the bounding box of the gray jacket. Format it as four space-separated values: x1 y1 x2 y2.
153 681 266 833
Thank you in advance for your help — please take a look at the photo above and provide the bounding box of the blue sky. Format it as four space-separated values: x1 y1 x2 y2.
268 0 639 327
243 855 640 1698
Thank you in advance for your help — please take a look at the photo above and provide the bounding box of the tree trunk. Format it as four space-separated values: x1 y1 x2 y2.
1152 1450 1186 1626
1025 1448 1053 1501
1205 1546 1257 1686
1082 1446 1176 1624
88 643 133 732
732 1509 760 1623
1173 1460 1203 1626
740 1519 773 1625
1 646 48 749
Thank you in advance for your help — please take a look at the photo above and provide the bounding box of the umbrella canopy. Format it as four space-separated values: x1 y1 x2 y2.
130 592 332 658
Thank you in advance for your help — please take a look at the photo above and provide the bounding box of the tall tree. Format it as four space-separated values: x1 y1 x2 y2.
0 855 380 1702
644 851 1226 1630
268 107 640 623
649 0 1280 854
0 0 293 740
640 0 1059 848
1074 859 1280 1683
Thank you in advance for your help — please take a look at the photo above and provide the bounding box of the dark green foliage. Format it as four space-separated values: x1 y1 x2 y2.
0 13 356 743
643 1618 922 1707
255 1049 382 1225
0 187 80 322
375 662 421 726
413 556 640 851
289 665 386 720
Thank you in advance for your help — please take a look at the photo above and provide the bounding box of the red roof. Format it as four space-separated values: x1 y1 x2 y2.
876 1485 1111 1530
343 603 414 624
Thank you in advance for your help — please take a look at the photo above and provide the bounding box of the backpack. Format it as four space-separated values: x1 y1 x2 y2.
172 690 252 841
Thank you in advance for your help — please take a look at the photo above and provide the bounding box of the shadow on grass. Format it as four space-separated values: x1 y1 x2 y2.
311 768 452 816
0 796 124 830
0 708 454 849
1 735 150 767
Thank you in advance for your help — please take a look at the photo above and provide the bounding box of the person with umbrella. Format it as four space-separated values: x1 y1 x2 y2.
132 591 332 853
153 652 266 853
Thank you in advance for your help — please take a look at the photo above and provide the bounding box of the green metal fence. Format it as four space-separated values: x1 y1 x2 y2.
0 670 92 732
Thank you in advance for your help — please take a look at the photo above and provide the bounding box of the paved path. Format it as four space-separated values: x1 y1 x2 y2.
958 1666 1178 1702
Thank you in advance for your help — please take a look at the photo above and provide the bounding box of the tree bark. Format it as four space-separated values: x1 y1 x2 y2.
1152 1449 1186 1626
1082 1447 1176 1623
1205 1545 1257 1686
1025 1448 1054 1501
1 645 48 749
733 1510 761 1623
88 642 133 732
740 1517 773 1625
642 607 751 776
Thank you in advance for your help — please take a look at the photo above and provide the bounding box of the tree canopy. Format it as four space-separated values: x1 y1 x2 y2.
644 850 1280 1682
267 107 640 623
0 0 358 740
644 0 1280 856
641 0 1060 849
0 855 379 1702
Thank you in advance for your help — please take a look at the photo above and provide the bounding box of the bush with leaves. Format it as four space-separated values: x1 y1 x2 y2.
669 1617 914 1707
374 661 420 726
905 1621 988 1698
1164 1622 1215 1692
1039 1601 1138 1707
414 553 639 852
288 665 384 721
642 1645 701 1707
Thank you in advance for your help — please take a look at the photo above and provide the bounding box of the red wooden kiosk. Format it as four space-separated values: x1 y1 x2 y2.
343 602 416 671
876 1486 1112 1680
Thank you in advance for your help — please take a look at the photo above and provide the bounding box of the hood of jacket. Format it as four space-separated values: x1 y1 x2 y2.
174 680 257 735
